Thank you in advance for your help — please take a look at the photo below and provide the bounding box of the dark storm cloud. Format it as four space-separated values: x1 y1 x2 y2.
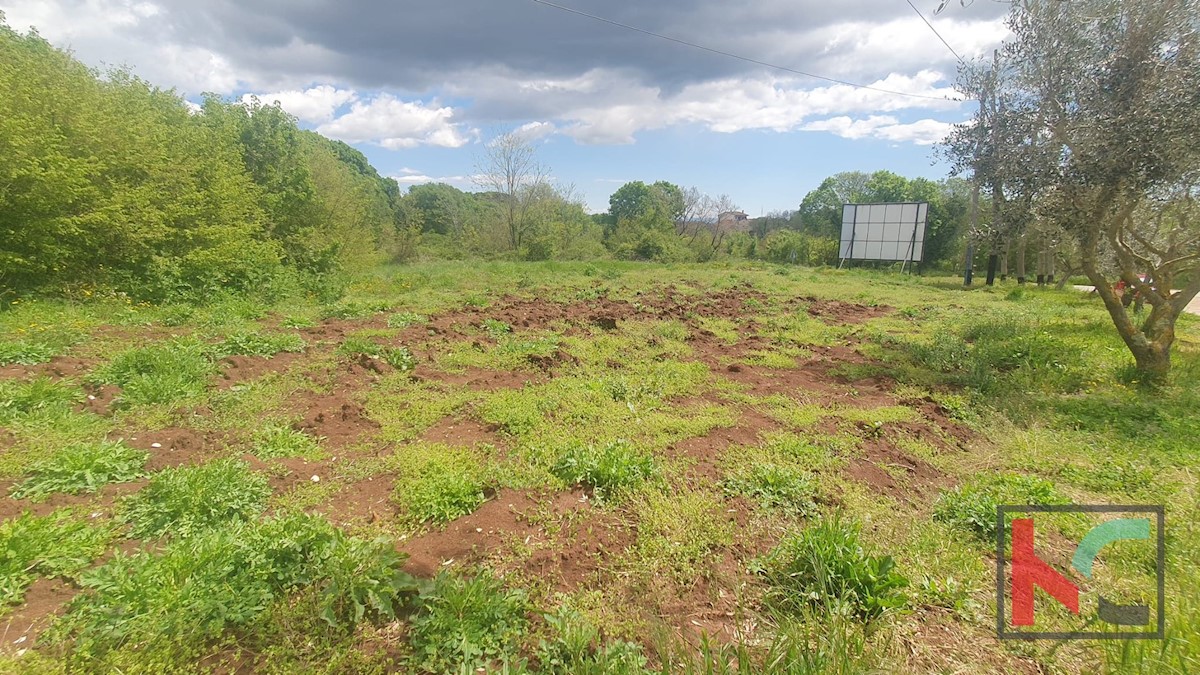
141 0 1007 93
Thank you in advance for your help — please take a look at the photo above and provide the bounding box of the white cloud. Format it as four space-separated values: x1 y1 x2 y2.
390 172 473 187
801 115 953 145
245 85 358 123
513 121 557 142
316 95 473 149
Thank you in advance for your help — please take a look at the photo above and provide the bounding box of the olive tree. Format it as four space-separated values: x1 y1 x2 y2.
949 0 1200 379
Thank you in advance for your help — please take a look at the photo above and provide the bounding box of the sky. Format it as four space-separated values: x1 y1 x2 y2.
0 0 1011 214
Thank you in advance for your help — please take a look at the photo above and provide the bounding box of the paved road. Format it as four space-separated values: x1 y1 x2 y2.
1074 285 1200 317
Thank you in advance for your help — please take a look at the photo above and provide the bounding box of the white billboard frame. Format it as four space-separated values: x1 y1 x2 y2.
838 202 929 268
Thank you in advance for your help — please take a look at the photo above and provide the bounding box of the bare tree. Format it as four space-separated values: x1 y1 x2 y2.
474 131 548 251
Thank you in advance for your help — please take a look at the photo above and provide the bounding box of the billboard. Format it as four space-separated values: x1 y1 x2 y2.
839 202 929 264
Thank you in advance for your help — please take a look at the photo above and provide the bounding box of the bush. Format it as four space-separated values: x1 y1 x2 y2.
409 572 528 672
11 440 147 500
756 516 908 621
55 514 419 663
551 439 656 503
121 458 271 539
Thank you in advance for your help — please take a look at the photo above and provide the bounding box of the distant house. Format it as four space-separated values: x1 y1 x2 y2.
717 210 750 231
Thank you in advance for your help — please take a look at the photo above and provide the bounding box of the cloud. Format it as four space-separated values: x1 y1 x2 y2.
245 85 357 123
801 115 953 145
389 172 474 187
315 95 473 149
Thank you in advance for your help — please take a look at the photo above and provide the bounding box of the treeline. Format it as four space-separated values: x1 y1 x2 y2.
1 16 972 306
0 21 408 303
402 171 971 270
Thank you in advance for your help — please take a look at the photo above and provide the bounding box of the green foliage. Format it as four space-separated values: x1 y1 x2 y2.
756 517 909 621
387 311 427 329
321 300 392 320
933 473 1067 539
214 330 306 358
55 514 418 663
634 490 734 583
94 338 215 407
761 230 839 267
481 317 512 337
0 510 113 608
11 440 147 500
121 458 271 539
337 336 416 371
390 444 491 525
409 572 528 673
536 605 650 674
250 424 324 460
0 376 81 424
551 440 656 503
722 462 819 515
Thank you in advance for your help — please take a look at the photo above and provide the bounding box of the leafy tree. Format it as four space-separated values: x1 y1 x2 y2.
948 0 1200 379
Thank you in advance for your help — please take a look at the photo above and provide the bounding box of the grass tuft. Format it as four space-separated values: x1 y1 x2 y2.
551 439 656 504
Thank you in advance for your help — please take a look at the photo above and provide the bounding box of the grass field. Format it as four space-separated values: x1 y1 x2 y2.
0 261 1196 674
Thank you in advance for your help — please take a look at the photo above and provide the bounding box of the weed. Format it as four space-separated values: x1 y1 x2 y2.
337 337 416 371
723 462 819 515
319 301 391 320
387 311 427 329
409 571 528 673
11 441 147 500
755 516 909 621
55 514 419 664
94 338 214 407
551 440 656 504
251 424 325 460
0 377 81 424
536 605 650 674
634 490 733 583
481 318 513 338
213 331 306 358
932 473 1068 540
390 444 492 525
282 315 316 329
0 510 113 608
121 458 271 539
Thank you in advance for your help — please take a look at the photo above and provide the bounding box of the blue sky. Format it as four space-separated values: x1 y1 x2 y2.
0 0 1011 213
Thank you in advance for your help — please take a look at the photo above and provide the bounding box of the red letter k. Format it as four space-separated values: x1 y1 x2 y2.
1011 517 1080 626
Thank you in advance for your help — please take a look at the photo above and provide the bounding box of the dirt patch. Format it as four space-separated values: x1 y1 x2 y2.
116 427 229 473
0 478 146 522
215 353 304 390
800 298 893 325
419 415 505 448
671 406 782 483
400 489 548 577
411 365 543 391
0 356 96 382
79 383 120 417
0 578 76 655
314 474 397 527
845 438 952 501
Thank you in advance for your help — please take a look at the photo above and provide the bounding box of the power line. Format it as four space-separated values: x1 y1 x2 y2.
905 0 964 63
528 0 959 102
